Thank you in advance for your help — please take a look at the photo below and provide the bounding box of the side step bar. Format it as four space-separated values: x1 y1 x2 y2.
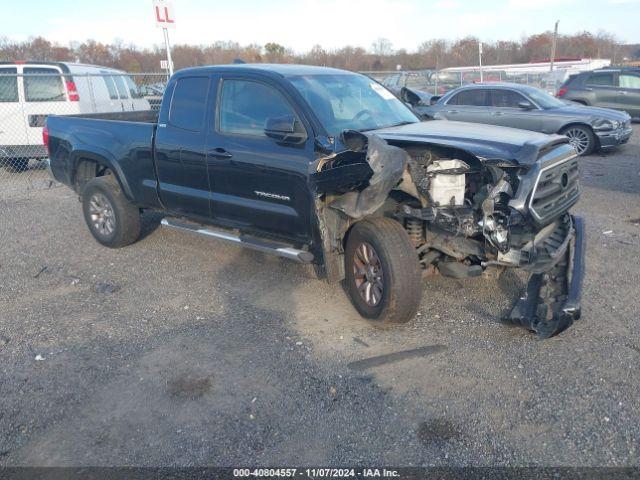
160 218 314 264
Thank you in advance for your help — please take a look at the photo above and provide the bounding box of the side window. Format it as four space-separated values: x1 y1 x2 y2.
491 89 527 108
112 75 129 99
619 74 640 89
169 76 209 131
586 72 614 87
219 79 297 137
23 67 65 102
448 89 490 106
101 71 119 100
0 68 19 102
124 76 143 98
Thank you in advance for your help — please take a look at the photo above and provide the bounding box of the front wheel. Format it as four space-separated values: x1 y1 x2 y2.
344 217 422 325
82 176 141 248
561 125 596 156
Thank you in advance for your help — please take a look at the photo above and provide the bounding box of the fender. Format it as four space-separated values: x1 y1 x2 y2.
69 146 135 202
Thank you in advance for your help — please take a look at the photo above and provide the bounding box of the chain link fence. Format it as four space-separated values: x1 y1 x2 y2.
361 69 553 96
0 71 167 199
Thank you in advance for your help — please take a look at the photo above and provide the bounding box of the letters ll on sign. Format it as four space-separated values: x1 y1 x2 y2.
153 0 175 28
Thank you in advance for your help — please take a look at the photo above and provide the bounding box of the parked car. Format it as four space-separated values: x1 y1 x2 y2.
413 82 632 155
46 64 585 338
139 82 165 111
557 67 640 120
0 61 150 172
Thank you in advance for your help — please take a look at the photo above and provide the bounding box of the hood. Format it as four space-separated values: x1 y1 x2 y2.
370 120 569 166
550 103 631 122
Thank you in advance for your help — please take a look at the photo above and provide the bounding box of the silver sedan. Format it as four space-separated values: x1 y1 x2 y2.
413 83 633 156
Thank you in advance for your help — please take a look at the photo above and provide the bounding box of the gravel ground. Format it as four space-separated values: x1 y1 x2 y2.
0 127 639 467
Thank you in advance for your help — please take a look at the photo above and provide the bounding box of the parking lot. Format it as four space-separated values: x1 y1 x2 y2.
0 126 639 466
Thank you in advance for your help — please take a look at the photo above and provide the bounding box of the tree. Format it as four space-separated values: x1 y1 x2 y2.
371 38 393 56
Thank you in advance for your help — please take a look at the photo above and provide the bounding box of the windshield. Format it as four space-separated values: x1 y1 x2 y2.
526 87 566 109
288 74 419 137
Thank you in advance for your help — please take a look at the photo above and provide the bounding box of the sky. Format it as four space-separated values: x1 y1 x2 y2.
2 0 640 52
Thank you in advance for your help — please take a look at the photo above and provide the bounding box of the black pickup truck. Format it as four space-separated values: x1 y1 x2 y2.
46 64 585 338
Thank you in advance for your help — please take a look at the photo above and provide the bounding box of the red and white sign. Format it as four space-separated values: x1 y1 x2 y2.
153 0 175 28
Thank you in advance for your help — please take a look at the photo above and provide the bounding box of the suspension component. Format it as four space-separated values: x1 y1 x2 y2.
405 218 424 247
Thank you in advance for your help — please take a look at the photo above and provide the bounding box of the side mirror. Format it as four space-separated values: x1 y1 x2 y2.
264 115 306 143
430 95 442 105
400 87 422 107
518 100 534 110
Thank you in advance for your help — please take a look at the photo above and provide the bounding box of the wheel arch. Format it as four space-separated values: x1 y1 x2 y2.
70 150 134 201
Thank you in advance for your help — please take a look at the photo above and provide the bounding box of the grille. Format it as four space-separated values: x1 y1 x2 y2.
529 156 580 224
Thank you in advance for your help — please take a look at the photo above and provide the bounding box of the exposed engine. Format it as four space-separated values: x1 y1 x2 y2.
313 131 583 338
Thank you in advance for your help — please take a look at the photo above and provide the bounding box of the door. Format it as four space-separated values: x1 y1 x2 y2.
584 71 618 109
486 88 543 131
154 75 212 220
617 72 640 117
0 67 29 154
441 88 492 123
206 76 315 242
22 65 74 151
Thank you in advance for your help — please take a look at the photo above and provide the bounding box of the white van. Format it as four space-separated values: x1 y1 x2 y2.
0 61 150 172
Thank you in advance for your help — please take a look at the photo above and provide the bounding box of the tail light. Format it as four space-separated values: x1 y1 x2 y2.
66 80 79 101
42 125 49 154
557 87 568 98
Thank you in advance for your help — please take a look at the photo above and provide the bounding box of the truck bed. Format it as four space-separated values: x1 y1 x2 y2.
47 110 161 208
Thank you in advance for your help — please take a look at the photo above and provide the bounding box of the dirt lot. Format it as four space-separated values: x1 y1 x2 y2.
1 127 639 467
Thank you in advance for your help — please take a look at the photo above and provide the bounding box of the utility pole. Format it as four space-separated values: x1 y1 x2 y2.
478 41 483 82
550 20 559 72
162 27 174 76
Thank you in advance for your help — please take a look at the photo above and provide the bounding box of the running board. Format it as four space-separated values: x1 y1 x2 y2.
160 218 314 263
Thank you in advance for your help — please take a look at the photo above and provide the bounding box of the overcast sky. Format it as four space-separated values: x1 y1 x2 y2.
3 0 640 51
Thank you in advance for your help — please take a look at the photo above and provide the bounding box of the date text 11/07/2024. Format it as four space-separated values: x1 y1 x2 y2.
232 468 400 478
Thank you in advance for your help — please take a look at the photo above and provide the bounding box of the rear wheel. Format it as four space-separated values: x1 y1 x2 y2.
3 158 29 173
561 125 595 156
344 217 422 325
82 176 141 248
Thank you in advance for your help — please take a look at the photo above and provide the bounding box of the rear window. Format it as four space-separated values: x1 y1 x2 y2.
586 72 614 87
620 74 640 89
169 77 209 131
23 67 65 102
112 75 129 99
0 68 19 102
448 89 490 106
124 76 143 99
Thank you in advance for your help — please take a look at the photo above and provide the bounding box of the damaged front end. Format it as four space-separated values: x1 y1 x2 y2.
311 131 585 338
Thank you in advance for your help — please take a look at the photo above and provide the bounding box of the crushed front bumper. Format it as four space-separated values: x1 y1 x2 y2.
505 215 586 338
597 127 633 150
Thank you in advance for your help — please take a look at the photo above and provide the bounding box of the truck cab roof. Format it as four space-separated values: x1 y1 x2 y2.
175 64 356 78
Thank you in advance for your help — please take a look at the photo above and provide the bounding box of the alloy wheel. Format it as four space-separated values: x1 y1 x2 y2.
564 128 590 155
88 193 116 237
353 242 384 307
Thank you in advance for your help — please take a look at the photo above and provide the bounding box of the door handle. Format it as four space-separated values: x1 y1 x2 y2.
207 148 233 159
446 110 459 114
491 111 503 116
620 91 628 95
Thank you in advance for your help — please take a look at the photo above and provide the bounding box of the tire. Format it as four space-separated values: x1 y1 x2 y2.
82 176 141 248
3 158 29 173
344 217 422 325
560 125 596 156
